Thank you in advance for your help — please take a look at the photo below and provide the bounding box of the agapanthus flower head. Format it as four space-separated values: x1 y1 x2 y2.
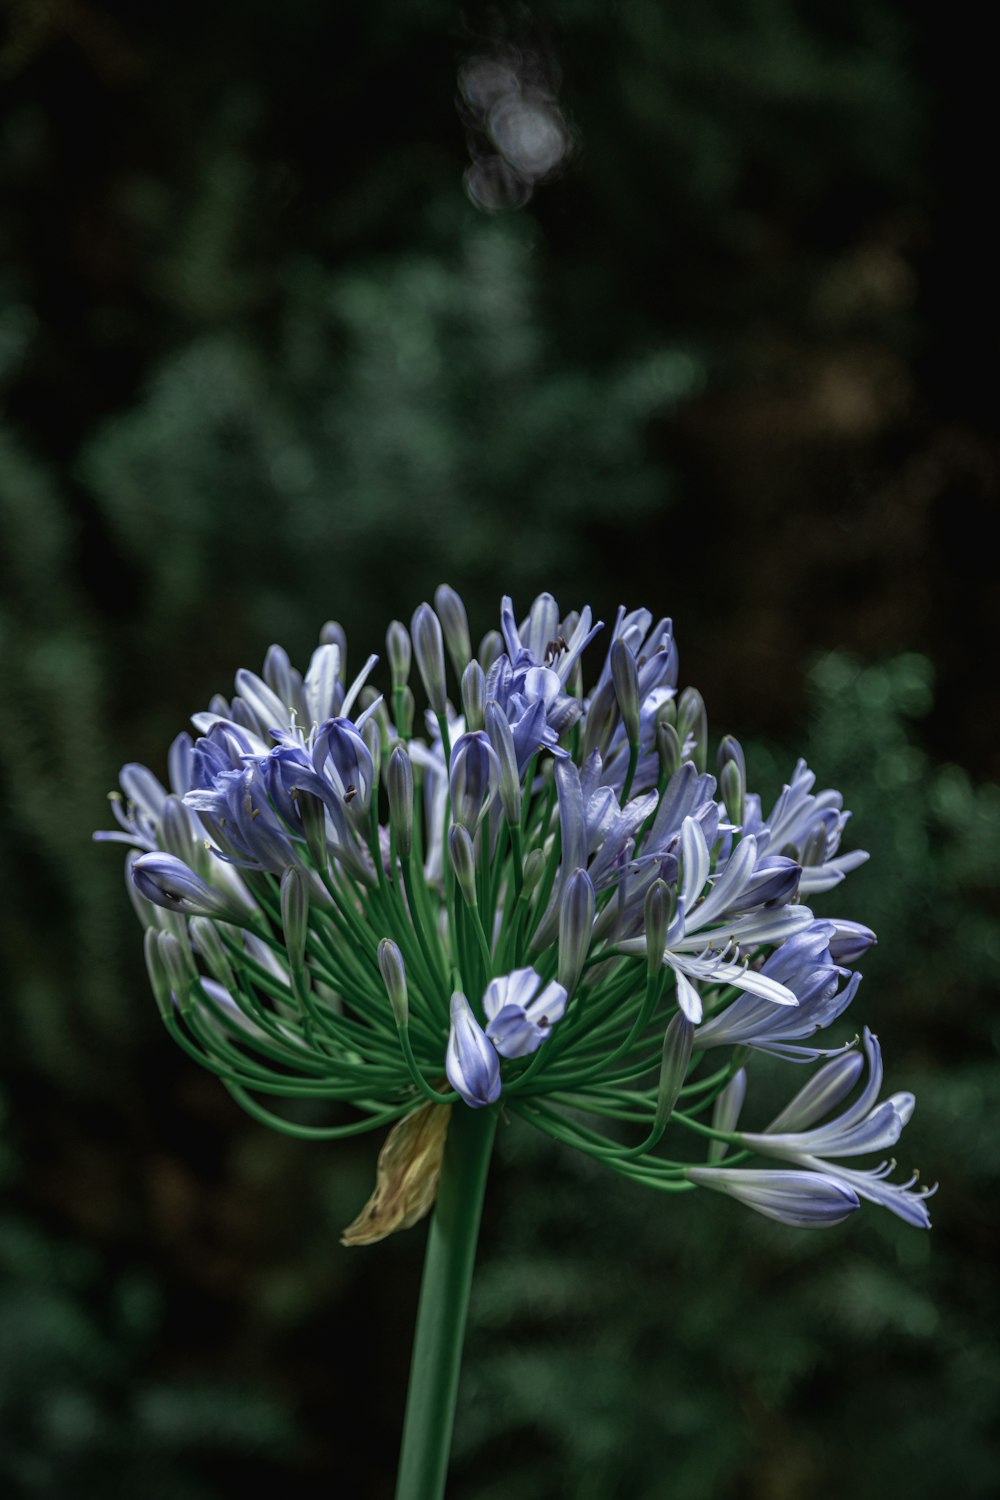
97 586 932 1233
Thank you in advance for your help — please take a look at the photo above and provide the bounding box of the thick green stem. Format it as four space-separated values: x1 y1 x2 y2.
394 1104 498 1500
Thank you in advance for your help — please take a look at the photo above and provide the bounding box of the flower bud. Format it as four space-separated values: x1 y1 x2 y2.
478 629 504 670
655 1012 695 1130
461 661 486 732
280 867 310 971
580 679 620 762
557 868 595 995
434 584 472 680
656 719 682 784
825 919 877 965
387 745 414 857
446 992 502 1109
395 684 415 739
521 847 545 892
643 878 670 980
485 701 521 825
708 1068 747 1162
676 687 707 773
319 620 348 684
610 638 641 746
361 715 382 787
449 731 500 833
132 852 244 923
411 603 448 715
377 938 408 1027
718 735 746 827
766 1049 865 1135
157 929 197 1014
297 788 329 870
386 620 412 689
448 824 478 906
143 926 174 1020
159 794 202 868
189 917 237 992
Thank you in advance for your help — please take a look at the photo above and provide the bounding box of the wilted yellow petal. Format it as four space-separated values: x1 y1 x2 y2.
341 1101 452 1246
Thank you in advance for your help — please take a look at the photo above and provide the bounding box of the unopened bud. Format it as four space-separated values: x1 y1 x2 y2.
297 789 328 870
144 926 174 1020
610 638 641 745
521 848 545 892
461 661 485 732
377 938 408 1027
280 867 309 971
448 824 478 905
434 584 472 681
319 620 348 684
580 679 620 762
387 745 414 857
557 868 595 995
361 716 382 787
190 917 237 992
655 1012 695 1130
478 629 504 671
411 603 448 716
395 684 415 739
677 687 707 773
643 878 670 979
160 794 201 866
825 920 877 965
157 929 197 1014
717 736 746 827
449 731 500 833
485 701 521 825
656 719 681 784
386 620 412 689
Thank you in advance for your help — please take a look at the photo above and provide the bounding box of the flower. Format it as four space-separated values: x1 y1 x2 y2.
97 586 930 1232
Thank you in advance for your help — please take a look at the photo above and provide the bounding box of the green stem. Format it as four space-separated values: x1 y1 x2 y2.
394 1104 498 1500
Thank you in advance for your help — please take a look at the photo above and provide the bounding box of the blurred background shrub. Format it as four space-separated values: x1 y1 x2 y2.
0 1 995 1495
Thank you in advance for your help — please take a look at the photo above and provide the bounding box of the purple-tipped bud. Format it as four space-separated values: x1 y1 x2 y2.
580 679 620 762
132 853 243 923
434 584 472 681
411 603 448 716
386 620 412 689
143 927 174 1020
448 824 478 906
677 687 707 773
280 867 309 971
159 794 203 868
655 1012 695 1128
446 992 502 1108
316 718 374 817
825 919 877 965
387 745 414 857
190 917 237 992
558 868 595 995
461 661 486 732
449 731 500 833
485 701 522 825
377 938 408 1027
708 1069 747 1162
319 620 348 684
643 879 671 979
478 629 504 671
656 719 682 783
610 638 641 745
687 1166 861 1228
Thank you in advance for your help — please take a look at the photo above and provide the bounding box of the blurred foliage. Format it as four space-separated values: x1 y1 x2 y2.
0 0 996 1497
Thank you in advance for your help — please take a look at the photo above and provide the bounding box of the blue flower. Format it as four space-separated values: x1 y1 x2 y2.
484 967 568 1058
446 993 502 1108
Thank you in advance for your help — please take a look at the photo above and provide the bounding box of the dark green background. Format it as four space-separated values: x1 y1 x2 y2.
1 3 996 1495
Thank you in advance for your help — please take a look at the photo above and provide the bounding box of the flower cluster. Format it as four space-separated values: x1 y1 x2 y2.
97 588 934 1230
